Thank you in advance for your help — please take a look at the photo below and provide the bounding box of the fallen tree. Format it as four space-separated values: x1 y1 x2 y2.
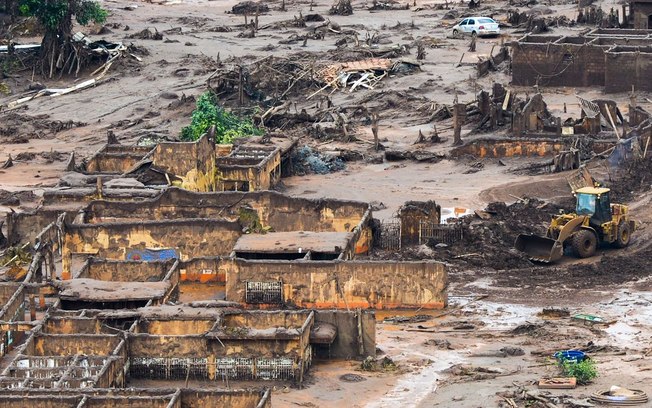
19 0 107 77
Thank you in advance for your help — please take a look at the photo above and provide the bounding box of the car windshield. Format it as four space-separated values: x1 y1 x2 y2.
576 193 596 216
478 18 495 23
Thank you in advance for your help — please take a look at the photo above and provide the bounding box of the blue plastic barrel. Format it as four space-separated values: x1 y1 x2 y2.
554 350 587 363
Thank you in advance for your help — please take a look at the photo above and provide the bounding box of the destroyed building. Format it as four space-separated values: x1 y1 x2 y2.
0 126 450 404
511 29 652 92
626 0 652 28
80 134 289 192
52 188 448 310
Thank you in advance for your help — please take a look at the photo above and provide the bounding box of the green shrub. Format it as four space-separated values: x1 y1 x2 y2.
559 358 598 384
181 92 261 144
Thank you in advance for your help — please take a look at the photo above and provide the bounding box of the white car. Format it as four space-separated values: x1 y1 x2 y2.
452 17 500 38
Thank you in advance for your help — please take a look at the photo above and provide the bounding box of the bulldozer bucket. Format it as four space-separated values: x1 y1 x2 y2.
514 234 564 263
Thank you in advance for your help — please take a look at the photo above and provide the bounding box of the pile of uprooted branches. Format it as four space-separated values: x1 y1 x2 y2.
206 56 321 107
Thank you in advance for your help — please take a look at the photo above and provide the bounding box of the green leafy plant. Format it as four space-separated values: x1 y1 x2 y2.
559 358 598 384
19 0 106 29
18 0 107 77
181 92 261 144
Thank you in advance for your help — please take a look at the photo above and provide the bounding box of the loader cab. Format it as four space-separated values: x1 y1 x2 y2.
575 187 612 224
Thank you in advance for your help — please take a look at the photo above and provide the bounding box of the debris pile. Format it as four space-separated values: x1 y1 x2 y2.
230 1 269 15
330 0 353 16
127 28 163 40
290 145 346 175
0 112 87 141
376 197 569 269
316 58 420 93
207 56 318 106
368 0 410 10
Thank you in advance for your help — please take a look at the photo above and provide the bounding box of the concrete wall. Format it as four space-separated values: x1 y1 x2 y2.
224 260 448 309
180 389 271 408
512 34 652 92
62 219 241 278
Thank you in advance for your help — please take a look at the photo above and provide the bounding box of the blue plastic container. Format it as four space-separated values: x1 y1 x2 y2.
554 350 587 363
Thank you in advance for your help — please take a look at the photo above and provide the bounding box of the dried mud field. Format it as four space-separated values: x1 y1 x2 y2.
2 0 652 407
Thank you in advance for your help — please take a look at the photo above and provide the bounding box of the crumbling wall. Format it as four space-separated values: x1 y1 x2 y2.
137 319 216 335
399 201 441 247
605 47 652 92
511 36 607 87
84 189 370 233
85 153 148 174
451 139 565 158
179 257 224 282
0 389 271 408
314 310 375 358
62 219 241 278
5 209 67 247
43 317 103 334
224 260 448 309
631 2 652 28
150 135 218 192
75 259 175 281
129 334 209 357
33 334 122 356
0 284 25 356
216 147 282 191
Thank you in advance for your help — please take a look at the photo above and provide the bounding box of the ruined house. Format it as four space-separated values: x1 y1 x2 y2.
54 188 447 310
626 0 652 28
81 135 288 192
511 29 652 92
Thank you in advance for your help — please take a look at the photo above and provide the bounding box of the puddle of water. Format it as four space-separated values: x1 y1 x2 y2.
599 290 652 349
365 350 464 408
470 301 540 329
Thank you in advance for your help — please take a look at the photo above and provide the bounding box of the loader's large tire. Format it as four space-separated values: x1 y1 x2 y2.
613 221 631 248
572 229 597 258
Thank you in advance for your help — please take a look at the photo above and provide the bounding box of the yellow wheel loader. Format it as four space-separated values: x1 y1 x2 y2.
515 187 636 263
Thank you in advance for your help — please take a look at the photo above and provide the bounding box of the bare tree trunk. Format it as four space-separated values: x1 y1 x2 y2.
453 104 465 146
371 113 380 151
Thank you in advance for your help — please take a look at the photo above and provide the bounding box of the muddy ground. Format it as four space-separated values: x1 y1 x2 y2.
2 0 652 406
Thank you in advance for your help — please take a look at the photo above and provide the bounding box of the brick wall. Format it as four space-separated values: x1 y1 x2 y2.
512 40 607 87
605 47 652 92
